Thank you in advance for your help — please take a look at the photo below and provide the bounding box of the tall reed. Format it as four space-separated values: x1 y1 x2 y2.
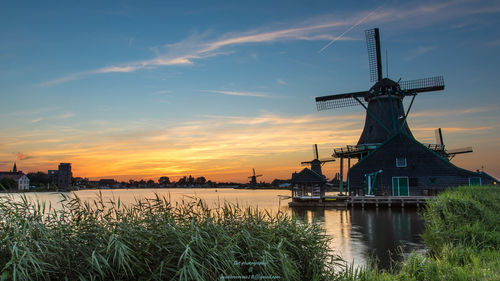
0 194 340 281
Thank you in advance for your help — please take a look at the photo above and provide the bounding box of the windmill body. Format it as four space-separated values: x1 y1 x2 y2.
313 28 497 196
357 79 413 145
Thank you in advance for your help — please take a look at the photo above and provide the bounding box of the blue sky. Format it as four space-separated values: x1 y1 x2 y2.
1 0 499 182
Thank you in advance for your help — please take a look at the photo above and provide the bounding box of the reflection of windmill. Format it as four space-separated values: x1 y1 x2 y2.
300 144 335 177
311 27 497 196
248 168 262 186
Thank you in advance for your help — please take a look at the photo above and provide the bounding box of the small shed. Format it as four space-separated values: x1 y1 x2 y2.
291 168 326 199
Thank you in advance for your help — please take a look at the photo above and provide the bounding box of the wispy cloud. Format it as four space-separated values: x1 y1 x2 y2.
0 113 363 181
276 79 287 85
41 0 500 87
31 118 43 123
3 104 499 181
405 46 435 60
15 152 32 161
58 112 75 119
201 90 271 98
154 90 173 95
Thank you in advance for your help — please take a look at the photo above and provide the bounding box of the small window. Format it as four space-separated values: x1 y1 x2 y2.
396 157 407 167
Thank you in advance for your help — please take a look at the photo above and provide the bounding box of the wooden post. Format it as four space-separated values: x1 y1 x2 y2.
347 155 351 194
339 156 344 195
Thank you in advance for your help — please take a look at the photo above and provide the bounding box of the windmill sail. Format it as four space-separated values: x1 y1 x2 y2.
435 128 444 146
447 147 473 155
365 28 382 82
399 76 444 94
315 91 369 110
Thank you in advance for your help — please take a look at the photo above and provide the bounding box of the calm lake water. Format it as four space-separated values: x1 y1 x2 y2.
4 188 425 269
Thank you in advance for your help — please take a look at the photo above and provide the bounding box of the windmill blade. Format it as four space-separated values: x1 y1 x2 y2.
365 28 382 82
315 91 369 110
435 128 444 146
319 158 336 163
399 76 444 94
256 174 263 177
301 161 313 165
313 144 319 160
447 147 473 155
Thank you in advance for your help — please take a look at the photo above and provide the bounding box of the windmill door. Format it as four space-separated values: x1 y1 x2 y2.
392 177 409 196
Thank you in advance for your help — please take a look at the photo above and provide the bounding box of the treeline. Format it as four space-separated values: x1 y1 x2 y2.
25 171 292 190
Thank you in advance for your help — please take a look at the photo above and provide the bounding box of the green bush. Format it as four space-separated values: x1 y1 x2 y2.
0 194 339 281
335 186 500 281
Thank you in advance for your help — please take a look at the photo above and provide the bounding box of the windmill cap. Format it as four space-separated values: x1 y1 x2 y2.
368 78 401 96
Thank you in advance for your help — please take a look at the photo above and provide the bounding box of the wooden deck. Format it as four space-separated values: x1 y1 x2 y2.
288 196 434 208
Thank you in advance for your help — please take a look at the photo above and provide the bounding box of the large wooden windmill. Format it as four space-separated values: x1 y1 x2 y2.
314 28 496 196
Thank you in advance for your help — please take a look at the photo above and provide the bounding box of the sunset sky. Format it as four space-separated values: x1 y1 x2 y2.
1 0 499 183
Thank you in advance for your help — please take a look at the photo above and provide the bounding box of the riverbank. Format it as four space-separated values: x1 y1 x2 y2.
339 185 500 280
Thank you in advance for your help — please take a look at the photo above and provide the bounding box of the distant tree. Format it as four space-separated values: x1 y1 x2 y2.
177 176 187 186
0 178 17 190
159 176 170 185
271 179 291 187
188 175 194 185
195 177 206 185
27 172 50 187
147 179 155 187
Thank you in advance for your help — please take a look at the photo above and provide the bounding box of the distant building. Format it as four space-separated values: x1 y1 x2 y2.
98 179 116 187
0 162 30 191
48 163 73 190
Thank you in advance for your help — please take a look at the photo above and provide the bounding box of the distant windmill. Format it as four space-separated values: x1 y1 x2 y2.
434 128 473 160
301 144 335 177
248 168 262 186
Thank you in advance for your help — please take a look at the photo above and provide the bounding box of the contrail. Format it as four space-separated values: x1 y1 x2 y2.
318 4 385 54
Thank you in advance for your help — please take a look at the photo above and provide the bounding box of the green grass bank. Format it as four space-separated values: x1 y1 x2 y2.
339 185 500 281
0 195 340 281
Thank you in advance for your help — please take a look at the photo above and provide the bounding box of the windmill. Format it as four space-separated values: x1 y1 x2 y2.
300 144 335 177
308 27 497 196
248 168 262 186
433 128 473 160
316 28 444 147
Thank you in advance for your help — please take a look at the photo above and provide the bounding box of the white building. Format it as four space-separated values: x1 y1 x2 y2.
17 174 30 190
0 163 30 191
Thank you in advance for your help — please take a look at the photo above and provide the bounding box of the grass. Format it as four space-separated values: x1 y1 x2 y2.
3 186 498 280
0 193 341 281
335 185 500 281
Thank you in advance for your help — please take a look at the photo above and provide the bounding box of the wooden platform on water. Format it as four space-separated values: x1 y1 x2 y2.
288 196 434 208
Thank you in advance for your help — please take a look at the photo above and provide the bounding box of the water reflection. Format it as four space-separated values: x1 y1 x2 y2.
291 207 425 269
3 189 425 269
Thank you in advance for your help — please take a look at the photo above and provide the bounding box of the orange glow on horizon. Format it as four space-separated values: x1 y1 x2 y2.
2 111 499 183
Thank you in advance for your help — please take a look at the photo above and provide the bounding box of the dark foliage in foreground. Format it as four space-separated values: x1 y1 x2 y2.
336 185 500 281
0 194 339 281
